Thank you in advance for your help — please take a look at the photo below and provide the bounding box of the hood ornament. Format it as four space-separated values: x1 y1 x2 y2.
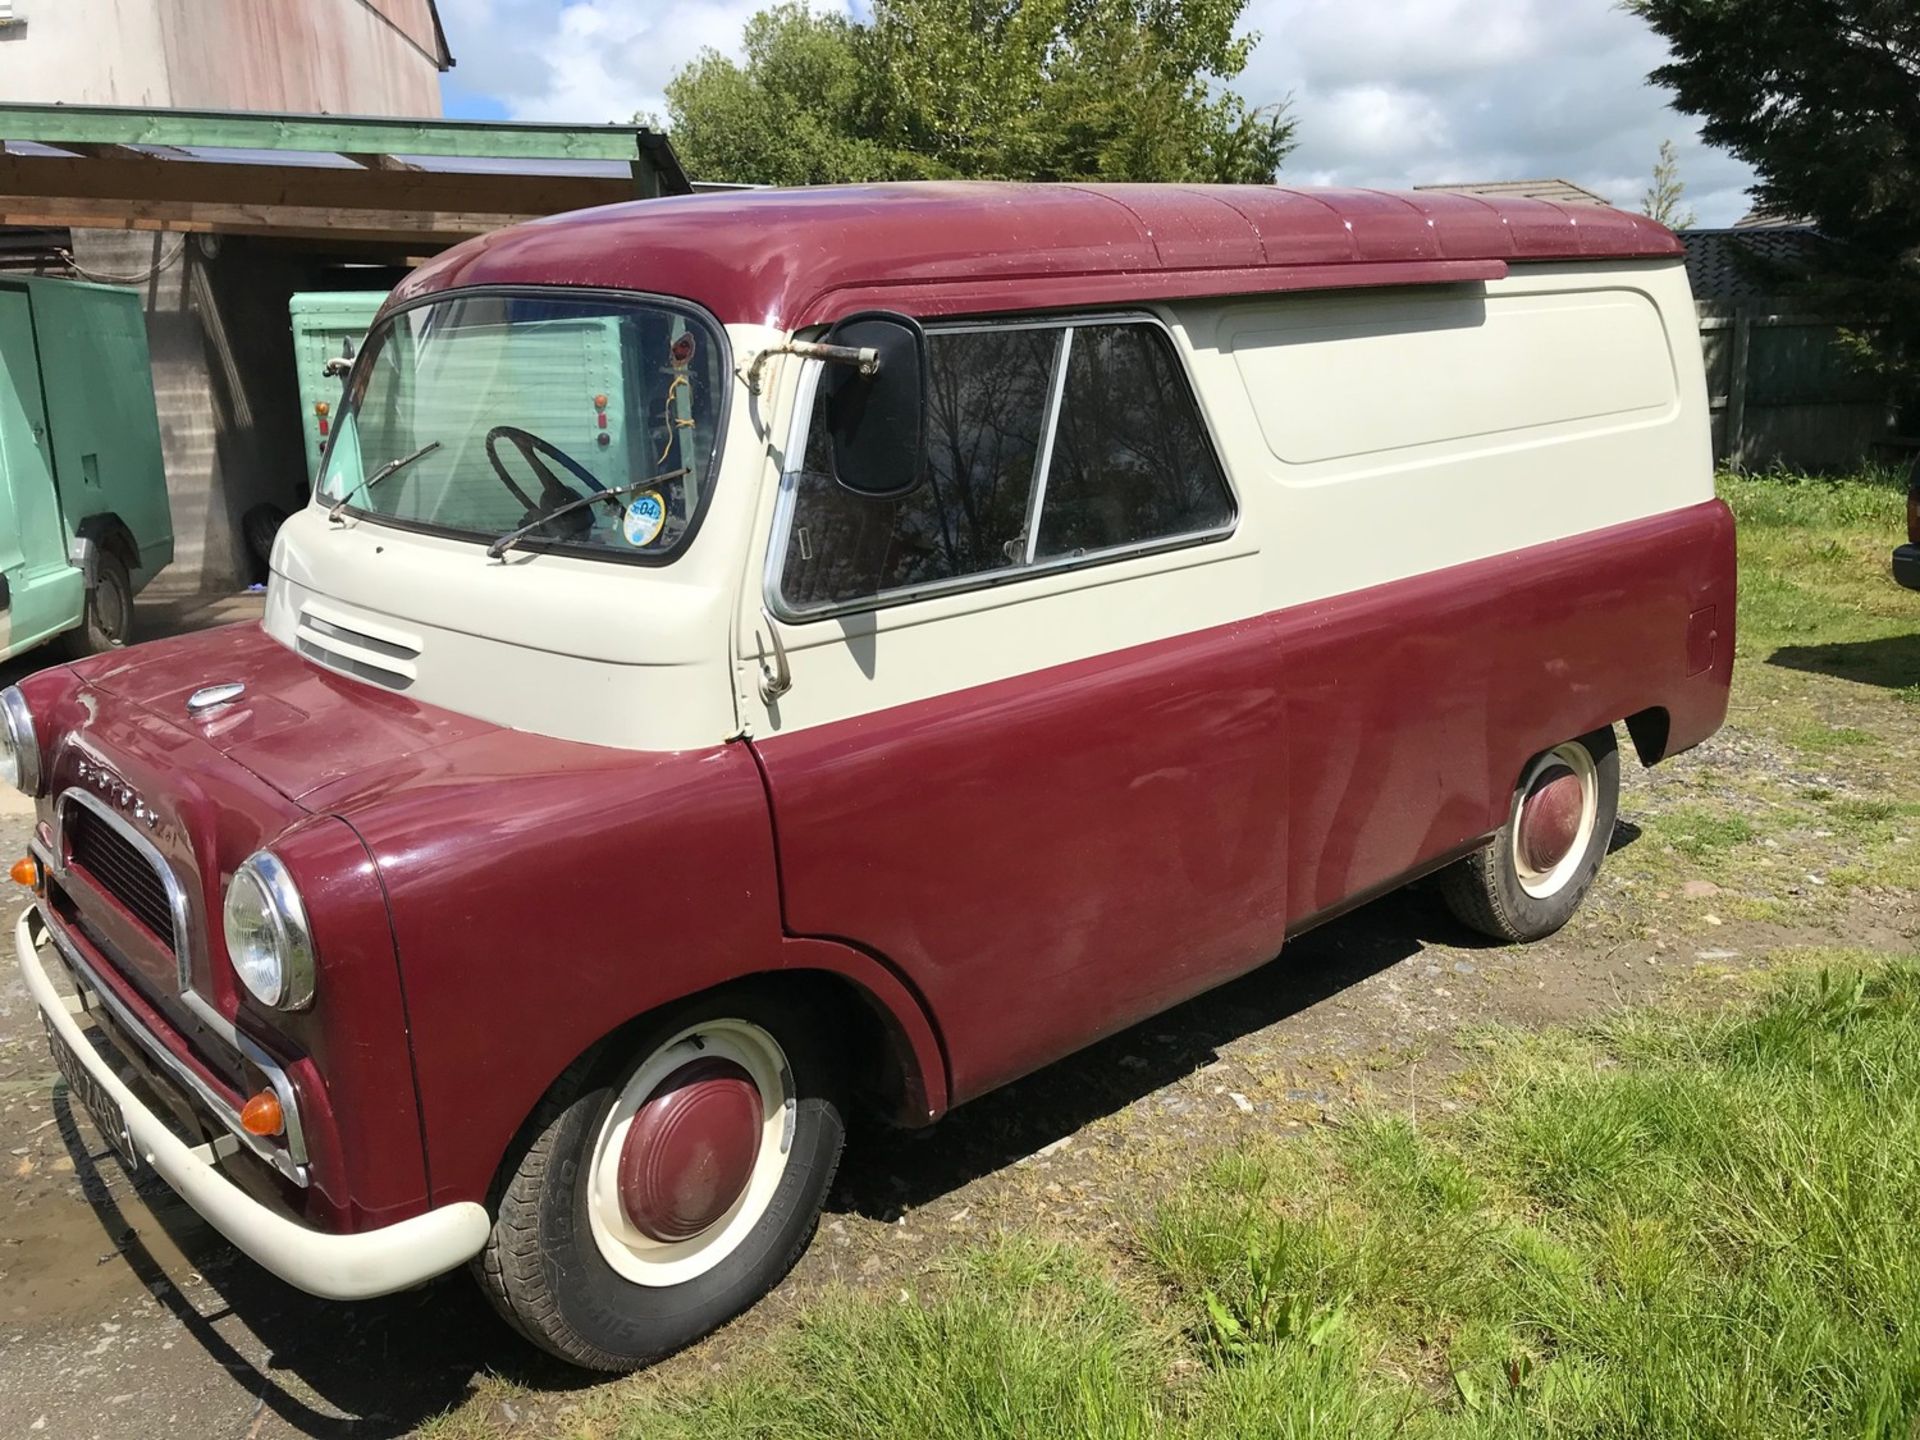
186 682 246 716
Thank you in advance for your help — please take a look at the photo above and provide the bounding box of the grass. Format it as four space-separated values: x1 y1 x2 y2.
1649 806 1754 860
1587 467 1918 929
615 1244 1165 1439
1716 466 1918 769
1720 465 1913 657
610 954 1920 1439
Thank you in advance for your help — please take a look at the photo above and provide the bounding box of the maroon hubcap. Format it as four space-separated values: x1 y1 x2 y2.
1518 764 1585 874
618 1056 764 1242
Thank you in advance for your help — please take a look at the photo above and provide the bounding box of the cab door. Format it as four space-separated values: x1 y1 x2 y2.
0 290 83 656
737 314 1289 1104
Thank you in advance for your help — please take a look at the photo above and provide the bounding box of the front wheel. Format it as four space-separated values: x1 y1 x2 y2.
1439 726 1620 943
475 985 845 1371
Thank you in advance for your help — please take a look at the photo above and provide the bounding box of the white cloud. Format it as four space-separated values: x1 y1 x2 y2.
1238 0 1756 223
437 0 1756 223
438 0 850 124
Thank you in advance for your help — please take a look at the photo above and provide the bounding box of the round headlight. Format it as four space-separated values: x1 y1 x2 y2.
0 686 42 797
222 852 315 1010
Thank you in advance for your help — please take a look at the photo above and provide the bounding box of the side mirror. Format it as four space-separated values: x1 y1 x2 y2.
821 311 928 500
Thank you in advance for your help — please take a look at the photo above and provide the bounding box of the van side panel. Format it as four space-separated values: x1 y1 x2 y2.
753 499 1730 1108
748 257 1724 1108
1186 259 1723 919
752 619 1291 1106
1183 260 1715 621
1277 498 1733 924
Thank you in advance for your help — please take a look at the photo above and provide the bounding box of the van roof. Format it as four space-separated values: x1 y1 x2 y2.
393 181 1684 330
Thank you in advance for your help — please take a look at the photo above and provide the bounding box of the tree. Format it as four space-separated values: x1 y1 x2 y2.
1641 139 1696 230
1627 0 1920 389
661 0 1294 188
656 7 896 187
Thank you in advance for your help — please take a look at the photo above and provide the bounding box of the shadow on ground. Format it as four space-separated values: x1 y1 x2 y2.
54 1086 593 1438
834 885 1486 1219
1768 633 1920 690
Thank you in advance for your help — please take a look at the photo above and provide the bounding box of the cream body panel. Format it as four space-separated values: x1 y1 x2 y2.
738 258 1711 738
262 324 792 753
1191 260 1714 617
267 264 1710 753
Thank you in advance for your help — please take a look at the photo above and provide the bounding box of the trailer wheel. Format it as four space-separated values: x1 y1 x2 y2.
474 984 844 1371
61 551 134 657
1440 727 1619 943
242 504 289 582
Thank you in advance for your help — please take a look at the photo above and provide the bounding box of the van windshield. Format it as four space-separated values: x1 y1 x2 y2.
323 292 726 562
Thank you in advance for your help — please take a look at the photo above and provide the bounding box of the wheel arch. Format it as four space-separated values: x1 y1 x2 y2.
476 939 949 1207
1624 706 1672 766
73 511 140 577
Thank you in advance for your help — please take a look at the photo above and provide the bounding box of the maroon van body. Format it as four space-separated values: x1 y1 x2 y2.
9 183 1733 1364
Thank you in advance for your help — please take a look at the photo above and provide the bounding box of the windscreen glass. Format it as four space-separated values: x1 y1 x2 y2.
325 292 725 561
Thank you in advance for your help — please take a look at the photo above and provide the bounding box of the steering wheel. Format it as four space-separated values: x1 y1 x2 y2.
484 425 607 516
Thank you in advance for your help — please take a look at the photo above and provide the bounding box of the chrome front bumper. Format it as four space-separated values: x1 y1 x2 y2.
15 907 489 1301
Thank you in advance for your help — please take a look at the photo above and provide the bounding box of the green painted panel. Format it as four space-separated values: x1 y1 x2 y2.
0 291 83 657
16 277 173 590
0 102 658 163
290 292 386 488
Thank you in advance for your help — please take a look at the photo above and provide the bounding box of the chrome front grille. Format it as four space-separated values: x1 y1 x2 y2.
66 800 176 949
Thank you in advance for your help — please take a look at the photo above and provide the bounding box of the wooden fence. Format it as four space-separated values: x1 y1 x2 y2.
1697 303 1896 471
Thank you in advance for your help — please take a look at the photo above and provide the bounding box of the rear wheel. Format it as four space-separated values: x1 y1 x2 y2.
475 985 845 1371
1440 726 1620 942
60 550 134 657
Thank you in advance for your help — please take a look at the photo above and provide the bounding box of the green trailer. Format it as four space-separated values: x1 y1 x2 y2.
0 275 172 659
289 291 386 488
290 288 638 499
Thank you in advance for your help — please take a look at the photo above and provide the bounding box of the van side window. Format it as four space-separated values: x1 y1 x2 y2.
777 317 1233 614
1034 325 1235 559
778 328 1058 609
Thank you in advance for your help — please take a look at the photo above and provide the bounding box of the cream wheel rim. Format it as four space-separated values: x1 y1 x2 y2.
586 1019 795 1288
1510 743 1600 900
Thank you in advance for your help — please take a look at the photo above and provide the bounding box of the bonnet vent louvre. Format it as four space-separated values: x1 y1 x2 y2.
294 604 421 691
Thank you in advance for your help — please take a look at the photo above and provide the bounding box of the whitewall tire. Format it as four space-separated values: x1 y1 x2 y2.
474 984 844 1371
1440 726 1620 943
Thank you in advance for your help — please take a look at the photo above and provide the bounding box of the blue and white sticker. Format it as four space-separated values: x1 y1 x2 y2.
621 490 666 548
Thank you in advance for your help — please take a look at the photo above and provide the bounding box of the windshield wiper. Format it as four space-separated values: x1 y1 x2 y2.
326 440 443 522
486 468 692 560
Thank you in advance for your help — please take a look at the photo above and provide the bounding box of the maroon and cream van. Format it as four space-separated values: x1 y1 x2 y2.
10 184 1734 1369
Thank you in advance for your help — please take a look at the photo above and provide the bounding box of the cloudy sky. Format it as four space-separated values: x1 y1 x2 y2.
435 0 1758 225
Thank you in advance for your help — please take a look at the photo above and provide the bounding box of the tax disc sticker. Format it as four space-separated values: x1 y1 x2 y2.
622 491 666 547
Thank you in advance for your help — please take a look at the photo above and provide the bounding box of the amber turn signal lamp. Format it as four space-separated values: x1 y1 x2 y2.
9 856 37 887
240 1090 285 1137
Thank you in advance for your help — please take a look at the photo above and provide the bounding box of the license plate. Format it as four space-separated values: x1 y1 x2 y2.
43 1018 141 1174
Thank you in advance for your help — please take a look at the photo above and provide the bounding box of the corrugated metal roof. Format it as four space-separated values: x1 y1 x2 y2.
0 103 692 248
